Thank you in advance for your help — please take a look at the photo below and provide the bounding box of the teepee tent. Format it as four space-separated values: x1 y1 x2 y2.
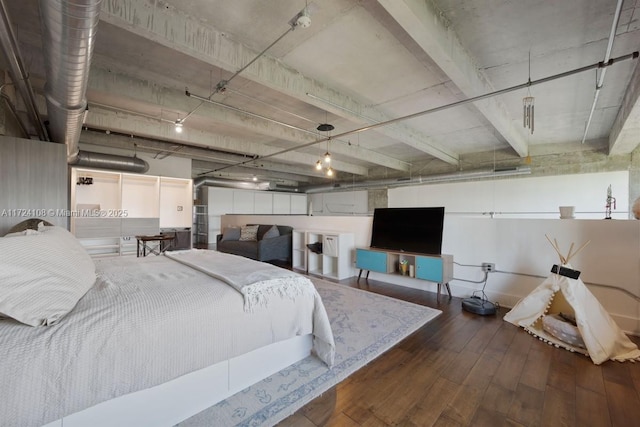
504 237 640 364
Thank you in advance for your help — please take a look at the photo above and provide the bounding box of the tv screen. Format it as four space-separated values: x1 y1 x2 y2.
370 207 445 255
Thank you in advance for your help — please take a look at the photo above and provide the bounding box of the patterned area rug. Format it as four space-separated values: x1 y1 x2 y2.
177 278 441 427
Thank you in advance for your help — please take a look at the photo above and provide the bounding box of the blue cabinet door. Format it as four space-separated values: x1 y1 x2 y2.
356 249 387 273
415 256 443 282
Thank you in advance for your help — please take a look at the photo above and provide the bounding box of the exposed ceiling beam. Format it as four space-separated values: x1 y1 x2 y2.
99 0 456 166
83 105 369 176
86 66 398 173
375 0 529 157
609 59 640 155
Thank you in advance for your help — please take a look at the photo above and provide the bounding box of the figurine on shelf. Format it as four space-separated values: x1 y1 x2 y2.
605 184 616 220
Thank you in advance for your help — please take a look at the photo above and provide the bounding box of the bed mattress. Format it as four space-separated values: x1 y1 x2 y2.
0 253 334 427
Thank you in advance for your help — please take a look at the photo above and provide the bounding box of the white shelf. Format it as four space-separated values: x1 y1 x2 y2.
293 230 354 280
70 168 192 257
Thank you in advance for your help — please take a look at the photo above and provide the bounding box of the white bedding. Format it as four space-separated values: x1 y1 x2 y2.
0 253 335 427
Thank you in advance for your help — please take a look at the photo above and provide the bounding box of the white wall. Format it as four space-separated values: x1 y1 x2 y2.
310 190 368 215
228 170 640 334
390 170 629 219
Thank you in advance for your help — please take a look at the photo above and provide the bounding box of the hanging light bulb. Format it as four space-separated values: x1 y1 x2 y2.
314 122 335 174
174 120 183 133
252 175 257 182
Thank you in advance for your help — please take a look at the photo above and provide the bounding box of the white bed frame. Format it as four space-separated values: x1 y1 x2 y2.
42 334 313 427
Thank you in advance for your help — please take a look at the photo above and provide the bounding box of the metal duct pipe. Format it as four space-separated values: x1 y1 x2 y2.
70 150 149 173
0 0 48 140
193 176 273 200
581 0 624 144
39 0 102 161
194 176 272 192
300 167 532 193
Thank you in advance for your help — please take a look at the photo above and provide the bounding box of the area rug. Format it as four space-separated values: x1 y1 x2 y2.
176 278 442 427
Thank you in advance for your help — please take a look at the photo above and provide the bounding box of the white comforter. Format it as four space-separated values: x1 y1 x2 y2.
0 253 335 427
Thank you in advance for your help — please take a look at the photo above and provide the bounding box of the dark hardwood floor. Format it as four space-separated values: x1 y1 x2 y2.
278 275 640 427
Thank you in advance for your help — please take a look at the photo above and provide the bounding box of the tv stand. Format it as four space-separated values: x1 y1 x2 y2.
356 248 453 299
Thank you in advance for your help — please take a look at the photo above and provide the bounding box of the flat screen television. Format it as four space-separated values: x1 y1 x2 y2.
370 207 445 255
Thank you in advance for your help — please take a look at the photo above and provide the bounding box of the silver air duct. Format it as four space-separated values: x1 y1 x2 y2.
39 0 147 173
73 150 149 173
39 0 100 161
193 176 273 200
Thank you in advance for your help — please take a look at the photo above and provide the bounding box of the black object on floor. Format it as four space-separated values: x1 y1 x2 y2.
306 242 323 254
462 296 497 316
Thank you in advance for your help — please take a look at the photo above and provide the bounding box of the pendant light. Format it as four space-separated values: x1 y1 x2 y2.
315 123 335 176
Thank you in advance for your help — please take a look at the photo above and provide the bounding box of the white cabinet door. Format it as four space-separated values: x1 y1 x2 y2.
208 188 234 215
291 194 307 214
233 191 254 213
160 178 192 228
273 194 291 214
254 192 273 214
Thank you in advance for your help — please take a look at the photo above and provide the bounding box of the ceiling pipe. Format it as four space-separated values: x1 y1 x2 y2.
299 167 532 193
0 0 48 140
193 176 273 200
39 0 101 162
72 150 149 173
581 0 624 144
38 0 147 173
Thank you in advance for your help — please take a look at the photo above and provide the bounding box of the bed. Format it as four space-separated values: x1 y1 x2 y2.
0 223 335 427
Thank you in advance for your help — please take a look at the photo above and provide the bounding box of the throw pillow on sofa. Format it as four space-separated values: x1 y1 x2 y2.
239 225 259 241
262 225 280 239
221 227 241 241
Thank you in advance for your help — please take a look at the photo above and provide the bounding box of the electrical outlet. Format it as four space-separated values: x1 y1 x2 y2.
481 262 495 272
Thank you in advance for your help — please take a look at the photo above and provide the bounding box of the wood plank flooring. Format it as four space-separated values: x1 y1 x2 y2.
278 276 640 427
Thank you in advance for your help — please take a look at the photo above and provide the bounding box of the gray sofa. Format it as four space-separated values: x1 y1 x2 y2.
216 224 293 263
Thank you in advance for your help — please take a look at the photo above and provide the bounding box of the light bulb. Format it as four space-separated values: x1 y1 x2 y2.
326 167 333 177
324 152 331 163
175 121 183 133
315 160 323 170
252 175 257 182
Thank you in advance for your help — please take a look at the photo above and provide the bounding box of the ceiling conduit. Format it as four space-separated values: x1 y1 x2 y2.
581 0 624 144
0 0 48 140
39 0 148 172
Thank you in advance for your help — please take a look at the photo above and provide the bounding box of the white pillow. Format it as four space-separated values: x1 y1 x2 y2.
0 226 96 326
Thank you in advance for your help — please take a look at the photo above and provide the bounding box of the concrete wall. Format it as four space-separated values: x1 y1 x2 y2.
0 136 68 234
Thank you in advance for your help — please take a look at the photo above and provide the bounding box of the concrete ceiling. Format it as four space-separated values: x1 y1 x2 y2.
3 0 640 188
